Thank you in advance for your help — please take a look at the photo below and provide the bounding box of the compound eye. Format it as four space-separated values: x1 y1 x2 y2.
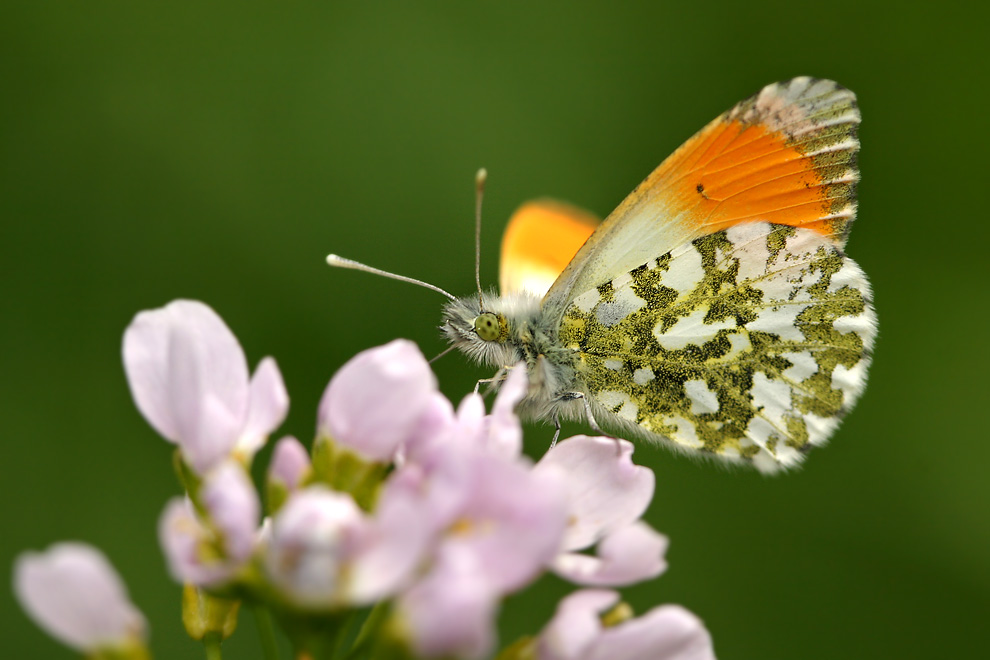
473 313 500 342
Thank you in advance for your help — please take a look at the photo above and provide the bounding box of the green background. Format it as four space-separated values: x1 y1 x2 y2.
3 2 988 658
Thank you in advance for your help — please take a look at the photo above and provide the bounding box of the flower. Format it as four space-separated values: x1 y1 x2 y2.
535 436 667 586
159 460 260 586
394 445 569 659
264 484 430 609
537 590 716 660
390 369 571 659
13 543 148 656
123 299 288 473
317 339 438 463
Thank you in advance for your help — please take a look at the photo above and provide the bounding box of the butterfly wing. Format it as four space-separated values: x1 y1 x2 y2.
557 222 875 472
543 77 860 319
499 200 599 298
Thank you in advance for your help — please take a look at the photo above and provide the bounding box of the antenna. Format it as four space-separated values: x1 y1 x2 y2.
474 168 487 308
428 344 457 364
326 254 457 301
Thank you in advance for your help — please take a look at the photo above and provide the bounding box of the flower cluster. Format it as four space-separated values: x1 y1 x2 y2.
13 300 716 660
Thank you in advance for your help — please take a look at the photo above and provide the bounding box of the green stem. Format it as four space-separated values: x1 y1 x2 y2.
253 604 281 660
203 632 223 660
344 601 390 659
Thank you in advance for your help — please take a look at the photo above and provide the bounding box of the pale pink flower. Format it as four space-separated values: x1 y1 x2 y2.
397 550 499 660
123 300 288 473
538 589 716 660
13 543 147 653
159 461 260 586
394 416 571 659
401 361 528 472
317 339 438 462
264 484 430 609
536 436 666 586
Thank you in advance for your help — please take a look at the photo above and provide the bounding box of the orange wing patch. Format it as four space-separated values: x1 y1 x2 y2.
628 78 859 246
500 200 599 297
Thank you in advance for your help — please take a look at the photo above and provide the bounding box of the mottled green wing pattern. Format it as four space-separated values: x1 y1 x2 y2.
558 222 876 472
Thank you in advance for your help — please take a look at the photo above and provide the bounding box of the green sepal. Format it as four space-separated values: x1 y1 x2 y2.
265 476 291 516
359 612 418 660
494 636 537 660
85 639 152 660
172 449 203 507
601 601 634 628
182 584 241 641
311 435 388 511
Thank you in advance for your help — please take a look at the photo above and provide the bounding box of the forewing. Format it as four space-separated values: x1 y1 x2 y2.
499 200 599 297
545 78 860 318
558 222 876 472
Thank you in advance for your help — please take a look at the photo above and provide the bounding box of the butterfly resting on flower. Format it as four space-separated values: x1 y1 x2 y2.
331 77 876 473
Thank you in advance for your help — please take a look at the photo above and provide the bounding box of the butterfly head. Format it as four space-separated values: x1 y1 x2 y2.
440 291 538 368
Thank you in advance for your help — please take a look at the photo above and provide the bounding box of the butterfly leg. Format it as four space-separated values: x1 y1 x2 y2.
558 391 604 434
558 391 621 454
550 414 562 449
474 366 507 396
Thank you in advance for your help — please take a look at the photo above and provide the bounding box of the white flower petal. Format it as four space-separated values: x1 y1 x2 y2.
535 435 654 551
14 543 146 651
552 522 667 587
238 357 289 455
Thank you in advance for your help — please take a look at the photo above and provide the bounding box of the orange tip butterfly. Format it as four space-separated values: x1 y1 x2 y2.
329 77 876 472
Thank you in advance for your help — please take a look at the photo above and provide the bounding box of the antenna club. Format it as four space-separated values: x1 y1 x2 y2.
475 168 488 189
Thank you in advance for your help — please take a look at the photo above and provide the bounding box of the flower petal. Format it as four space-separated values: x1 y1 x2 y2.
158 498 237 586
123 300 250 473
201 461 261 562
265 487 366 609
401 392 456 467
268 436 311 491
486 363 527 458
585 605 716 660
398 551 500 660
535 436 654 551
455 393 486 444
537 589 618 660
443 446 569 594
14 542 146 651
345 474 434 603
238 357 289 455
552 522 668 587
317 340 437 462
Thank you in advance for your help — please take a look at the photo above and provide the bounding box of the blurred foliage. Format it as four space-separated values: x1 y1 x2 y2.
2 2 987 658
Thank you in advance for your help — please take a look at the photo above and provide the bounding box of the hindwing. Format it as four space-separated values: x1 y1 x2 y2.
557 222 875 472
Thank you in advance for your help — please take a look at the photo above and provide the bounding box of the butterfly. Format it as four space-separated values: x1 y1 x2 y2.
332 77 876 472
